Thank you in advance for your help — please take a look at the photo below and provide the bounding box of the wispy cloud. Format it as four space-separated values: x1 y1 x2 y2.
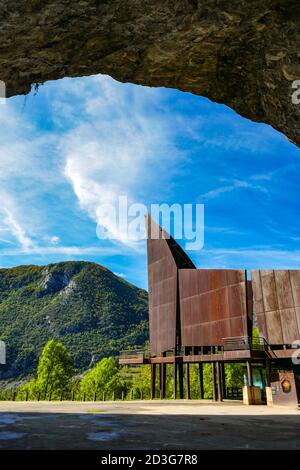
0 245 140 257
0 192 34 250
0 73 299 287
59 75 184 246
199 179 268 201
195 247 300 269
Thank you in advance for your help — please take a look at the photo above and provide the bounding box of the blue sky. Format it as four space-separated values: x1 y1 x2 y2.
0 74 300 289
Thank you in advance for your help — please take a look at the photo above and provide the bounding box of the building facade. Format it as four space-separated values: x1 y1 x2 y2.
120 217 300 407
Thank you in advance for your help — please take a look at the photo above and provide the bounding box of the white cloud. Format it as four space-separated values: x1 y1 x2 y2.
0 245 136 257
114 272 125 278
59 75 184 246
0 75 184 258
0 98 65 254
195 247 300 269
49 236 60 245
199 179 268 201
0 192 34 250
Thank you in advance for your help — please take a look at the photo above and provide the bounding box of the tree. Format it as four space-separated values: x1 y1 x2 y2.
36 340 73 399
80 357 122 399
225 363 244 388
118 365 151 399
18 378 39 400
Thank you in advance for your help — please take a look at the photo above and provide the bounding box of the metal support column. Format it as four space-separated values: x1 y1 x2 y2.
212 362 218 401
221 362 226 399
216 361 223 402
159 363 162 399
266 358 271 387
174 362 177 399
199 363 204 399
186 363 191 399
161 363 166 399
151 364 156 400
247 360 253 387
178 362 184 399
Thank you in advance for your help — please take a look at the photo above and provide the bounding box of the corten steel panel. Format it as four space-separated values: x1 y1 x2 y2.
179 269 250 347
147 216 195 356
251 270 300 345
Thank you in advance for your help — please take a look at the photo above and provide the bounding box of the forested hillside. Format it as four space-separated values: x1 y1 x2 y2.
0 262 148 379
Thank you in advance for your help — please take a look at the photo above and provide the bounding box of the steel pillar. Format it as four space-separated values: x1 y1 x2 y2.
186 363 191 399
247 360 253 387
151 364 156 399
178 363 184 399
199 363 204 399
212 362 218 401
217 361 223 402
174 362 177 399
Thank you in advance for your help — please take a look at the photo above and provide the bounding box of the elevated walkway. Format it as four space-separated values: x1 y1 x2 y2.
119 336 296 365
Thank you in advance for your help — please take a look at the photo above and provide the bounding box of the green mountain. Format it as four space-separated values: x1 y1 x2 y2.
0 261 148 379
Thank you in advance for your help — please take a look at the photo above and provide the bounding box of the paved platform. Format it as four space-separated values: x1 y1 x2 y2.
0 400 299 450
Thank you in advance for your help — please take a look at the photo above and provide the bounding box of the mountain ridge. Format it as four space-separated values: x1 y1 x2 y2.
0 261 148 379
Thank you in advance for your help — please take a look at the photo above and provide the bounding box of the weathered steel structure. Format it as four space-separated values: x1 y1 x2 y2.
120 217 300 407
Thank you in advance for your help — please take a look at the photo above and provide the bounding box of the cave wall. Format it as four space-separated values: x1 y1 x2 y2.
0 0 299 145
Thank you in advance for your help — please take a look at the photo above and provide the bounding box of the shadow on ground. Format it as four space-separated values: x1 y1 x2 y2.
0 407 299 450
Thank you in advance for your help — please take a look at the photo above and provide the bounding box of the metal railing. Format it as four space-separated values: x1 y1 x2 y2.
222 336 268 352
119 349 148 361
226 387 243 400
0 389 149 402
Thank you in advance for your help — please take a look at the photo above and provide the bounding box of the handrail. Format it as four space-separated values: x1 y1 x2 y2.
222 336 268 352
119 349 149 360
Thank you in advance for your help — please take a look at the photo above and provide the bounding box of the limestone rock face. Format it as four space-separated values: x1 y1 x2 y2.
0 0 299 145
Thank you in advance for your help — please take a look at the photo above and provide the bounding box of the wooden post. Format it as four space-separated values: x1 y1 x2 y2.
112 391 115 401
72 391 75 401
151 364 156 400
49 392 52 402
121 391 124 401
247 361 253 387
102 391 105 401
25 391 29 402
212 363 218 401
216 362 223 402
37 392 40 402
199 363 204 399
140 390 143 400
174 362 177 399
94 392 97 402
186 363 191 399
